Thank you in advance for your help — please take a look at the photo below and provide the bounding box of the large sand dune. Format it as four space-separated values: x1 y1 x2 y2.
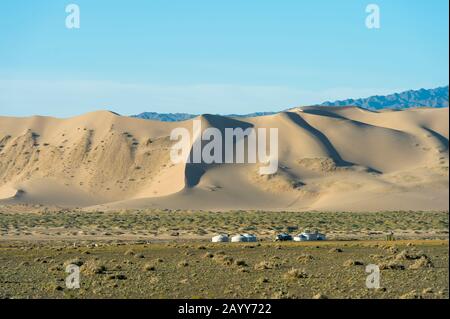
0 107 448 211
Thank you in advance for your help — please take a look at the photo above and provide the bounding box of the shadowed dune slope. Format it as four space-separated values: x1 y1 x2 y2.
0 107 448 211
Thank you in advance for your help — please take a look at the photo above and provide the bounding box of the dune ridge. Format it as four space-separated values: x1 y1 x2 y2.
0 107 448 211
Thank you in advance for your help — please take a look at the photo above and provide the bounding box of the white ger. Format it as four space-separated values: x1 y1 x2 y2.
231 234 258 243
211 234 229 243
293 231 326 242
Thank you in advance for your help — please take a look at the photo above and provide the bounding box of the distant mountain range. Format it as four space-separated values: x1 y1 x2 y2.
321 86 449 110
132 86 449 121
132 111 277 121
132 112 196 122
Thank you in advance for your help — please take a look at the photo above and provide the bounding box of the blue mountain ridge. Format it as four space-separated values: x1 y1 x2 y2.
132 86 449 122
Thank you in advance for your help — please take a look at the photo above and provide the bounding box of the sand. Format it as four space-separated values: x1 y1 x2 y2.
0 107 448 211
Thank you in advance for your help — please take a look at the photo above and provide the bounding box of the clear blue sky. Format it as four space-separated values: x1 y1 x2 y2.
0 0 448 117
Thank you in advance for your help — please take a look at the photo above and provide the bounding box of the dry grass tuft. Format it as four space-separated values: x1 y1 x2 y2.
379 261 405 270
257 277 269 284
81 260 107 275
343 259 364 267
203 252 214 259
234 259 248 267
143 263 156 271
124 249 135 256
254 261 276 270
297 254 314 263
395 250 425 261
409 256 434 269
63 258 84 267
400 290 422 299
283 268 308 280
218 255 234 266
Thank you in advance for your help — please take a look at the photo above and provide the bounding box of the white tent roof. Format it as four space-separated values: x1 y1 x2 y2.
212 234 229 242
231 234 257 242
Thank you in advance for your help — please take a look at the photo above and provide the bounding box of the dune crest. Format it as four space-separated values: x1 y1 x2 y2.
0 107 448 211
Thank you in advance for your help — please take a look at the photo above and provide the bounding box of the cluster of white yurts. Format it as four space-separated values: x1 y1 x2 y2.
212 231 327 243
211 234 257 243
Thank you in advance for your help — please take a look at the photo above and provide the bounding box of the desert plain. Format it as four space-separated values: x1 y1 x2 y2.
0 106 448 299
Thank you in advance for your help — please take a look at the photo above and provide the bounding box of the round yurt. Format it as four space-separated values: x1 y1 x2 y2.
316 233 326 241
231 235 246 242
304 232 318 241
212 234 229 243
242 234 257 242
293 232 326 241
293 234 307 242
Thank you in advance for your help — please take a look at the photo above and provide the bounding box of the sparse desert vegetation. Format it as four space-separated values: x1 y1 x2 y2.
0 209 447 241
0 209 447 299
0 240 447 299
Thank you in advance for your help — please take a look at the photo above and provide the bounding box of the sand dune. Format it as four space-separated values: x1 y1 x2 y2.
0 107 448 211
